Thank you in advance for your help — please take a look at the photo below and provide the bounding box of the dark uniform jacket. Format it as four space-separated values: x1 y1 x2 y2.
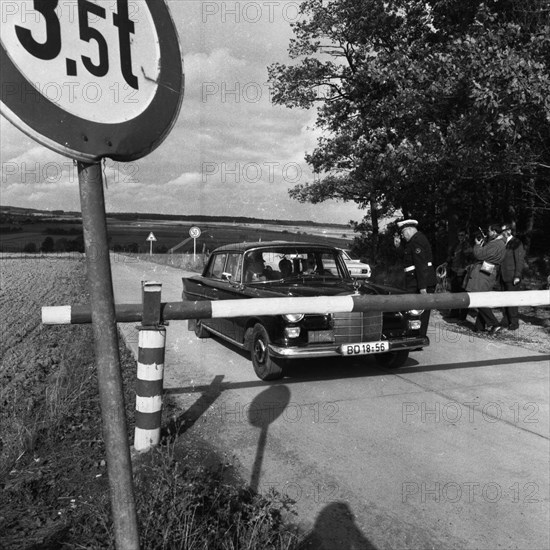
401 231 437 292
500 237 525 283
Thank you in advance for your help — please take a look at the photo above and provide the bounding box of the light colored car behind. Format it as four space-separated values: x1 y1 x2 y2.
338 249 371 279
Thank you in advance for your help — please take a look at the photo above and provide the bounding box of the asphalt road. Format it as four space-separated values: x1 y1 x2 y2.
111 256 549 550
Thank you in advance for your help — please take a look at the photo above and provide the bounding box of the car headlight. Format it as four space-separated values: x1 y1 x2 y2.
284 326 301 338
283 313 305 323
406 309 425 316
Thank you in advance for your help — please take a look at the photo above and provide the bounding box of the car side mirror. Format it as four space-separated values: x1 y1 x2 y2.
223 272 245 290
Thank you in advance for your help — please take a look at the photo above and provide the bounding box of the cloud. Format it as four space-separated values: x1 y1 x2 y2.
0 1 364 225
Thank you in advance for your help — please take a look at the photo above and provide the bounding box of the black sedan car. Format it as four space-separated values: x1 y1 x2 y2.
182 242 428 380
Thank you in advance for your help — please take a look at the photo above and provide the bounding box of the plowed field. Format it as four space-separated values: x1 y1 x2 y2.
0 256 136 548
1 256 90 471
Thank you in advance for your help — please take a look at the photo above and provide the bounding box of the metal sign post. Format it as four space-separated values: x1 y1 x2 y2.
147 232 157 256
78 162 139 549
189 226 201 262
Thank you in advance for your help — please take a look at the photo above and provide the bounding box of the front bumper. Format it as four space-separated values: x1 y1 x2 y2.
269 336 429 359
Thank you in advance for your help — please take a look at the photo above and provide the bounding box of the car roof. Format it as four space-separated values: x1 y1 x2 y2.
211 241 340 253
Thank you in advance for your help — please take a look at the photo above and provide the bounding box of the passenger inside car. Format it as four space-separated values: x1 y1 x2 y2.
244 250 267 282
302 255 317 274
278 258 293 278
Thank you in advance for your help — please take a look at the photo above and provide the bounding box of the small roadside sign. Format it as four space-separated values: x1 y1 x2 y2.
189 226 201 239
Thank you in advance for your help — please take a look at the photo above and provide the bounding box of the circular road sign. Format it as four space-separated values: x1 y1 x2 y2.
189 226 201 239
1 0 184 162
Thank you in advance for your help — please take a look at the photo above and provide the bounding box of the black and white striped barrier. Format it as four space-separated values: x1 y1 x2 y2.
134 282 165 452
42 290 550 325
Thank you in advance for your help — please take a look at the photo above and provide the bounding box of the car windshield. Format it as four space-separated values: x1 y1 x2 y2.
242 246 349 283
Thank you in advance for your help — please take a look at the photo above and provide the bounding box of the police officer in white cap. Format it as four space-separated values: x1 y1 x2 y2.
394 219 437 337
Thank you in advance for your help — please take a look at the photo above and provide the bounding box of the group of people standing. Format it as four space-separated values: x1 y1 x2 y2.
445 223 525 333
394 218 526 337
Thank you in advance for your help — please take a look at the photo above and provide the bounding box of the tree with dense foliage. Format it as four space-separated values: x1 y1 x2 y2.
40 236 54 253
268 0 550 258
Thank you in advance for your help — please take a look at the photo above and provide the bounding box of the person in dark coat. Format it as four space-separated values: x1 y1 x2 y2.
499 223 525 331
464 224 506 333
394 219 437 337
445 229 474 320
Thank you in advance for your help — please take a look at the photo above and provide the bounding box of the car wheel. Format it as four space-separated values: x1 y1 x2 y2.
194 319 210 339
250 324 284 381
374 350 409 369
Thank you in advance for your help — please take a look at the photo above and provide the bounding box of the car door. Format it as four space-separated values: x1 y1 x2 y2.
212 252 247 343
197 252 228 333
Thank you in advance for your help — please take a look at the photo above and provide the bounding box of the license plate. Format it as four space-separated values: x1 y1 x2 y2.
339 341 389 356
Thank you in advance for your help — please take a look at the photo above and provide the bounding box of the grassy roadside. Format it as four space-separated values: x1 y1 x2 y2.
0 258 300 549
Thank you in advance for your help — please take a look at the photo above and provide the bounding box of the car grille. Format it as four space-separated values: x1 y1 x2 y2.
333 311 382 343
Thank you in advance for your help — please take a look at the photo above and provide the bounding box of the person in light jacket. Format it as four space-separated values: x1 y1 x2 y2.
465 224 506 333
499 223 525 331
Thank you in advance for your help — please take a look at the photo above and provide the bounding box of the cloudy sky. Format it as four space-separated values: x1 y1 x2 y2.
1 0 365 224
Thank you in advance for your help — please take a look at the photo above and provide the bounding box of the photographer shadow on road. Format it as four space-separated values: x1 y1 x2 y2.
298 501 376 550
245 387 375 549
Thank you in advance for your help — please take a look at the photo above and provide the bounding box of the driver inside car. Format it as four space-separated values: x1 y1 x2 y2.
244 251 267 282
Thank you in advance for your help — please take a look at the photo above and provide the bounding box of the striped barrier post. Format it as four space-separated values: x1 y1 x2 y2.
134 282 165 452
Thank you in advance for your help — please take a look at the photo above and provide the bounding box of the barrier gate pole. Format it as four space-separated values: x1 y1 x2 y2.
78 162 139 550
134 282 165 452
